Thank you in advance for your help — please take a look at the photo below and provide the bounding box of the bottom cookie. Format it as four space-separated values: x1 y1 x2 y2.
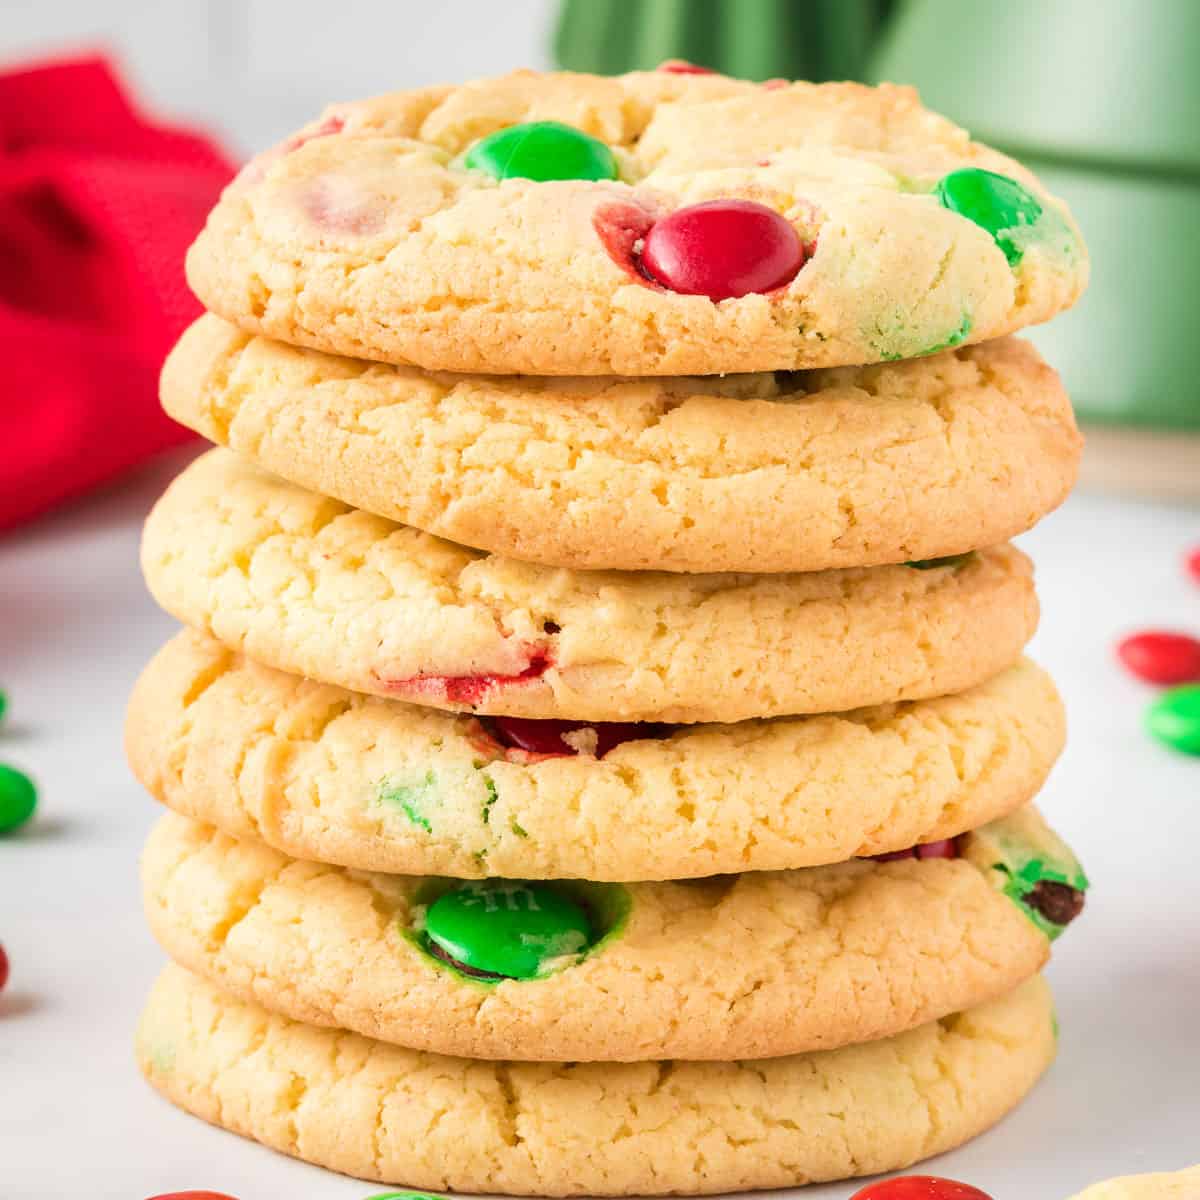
138 965 1056 1197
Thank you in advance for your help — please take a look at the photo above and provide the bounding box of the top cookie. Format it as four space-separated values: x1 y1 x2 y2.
187 69 1087 376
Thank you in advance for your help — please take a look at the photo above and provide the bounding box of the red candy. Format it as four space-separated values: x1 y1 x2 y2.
850 1176 994 1200
914 838 959 859
487 716 668 759
871 839 959 863
639 200 807 300
145 1194 240 1200
1186 546 1200 583
387 649 553 706
1117 631 1200 685
657 59 715 74
0 942 8 992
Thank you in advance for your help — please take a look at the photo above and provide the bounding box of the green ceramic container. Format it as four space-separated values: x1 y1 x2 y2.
869 0 1200 431
555 0 894 82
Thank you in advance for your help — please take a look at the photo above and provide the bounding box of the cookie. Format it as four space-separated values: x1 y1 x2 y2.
141 807 1083 1062
1069 1167 1200 1199
141 451 1038 723
138 965 1056 1195
163 317 1080 575
128 630 1066 880
186 69 1087 376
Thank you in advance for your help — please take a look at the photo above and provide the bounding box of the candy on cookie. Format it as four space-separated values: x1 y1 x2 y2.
127 631 1067 880
962 807 1088 939
140 806 1078 1063
186 69 1088 376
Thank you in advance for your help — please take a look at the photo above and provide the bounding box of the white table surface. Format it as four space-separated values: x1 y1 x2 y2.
1 452 1197 1200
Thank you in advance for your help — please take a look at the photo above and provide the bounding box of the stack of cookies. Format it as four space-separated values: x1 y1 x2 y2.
128 67 1091 1194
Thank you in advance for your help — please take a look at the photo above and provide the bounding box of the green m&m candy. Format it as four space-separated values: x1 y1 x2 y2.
1146 684 1200 755
0 764 36 833
364 1193 445 1200
935 167 1043 266
463 121 619 183
424 881 591 980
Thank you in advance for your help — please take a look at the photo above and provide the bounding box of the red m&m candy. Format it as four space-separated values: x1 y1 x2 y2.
1117 631 1200 685
914 838 958 859
145 1193 240 1200
1186 546 1200 583
850 1176 994 1200
657 60 715 74
487 716 669 758
639 200 807 300
0 943 9 992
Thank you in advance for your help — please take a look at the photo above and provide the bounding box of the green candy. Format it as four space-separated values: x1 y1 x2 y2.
363 1194 445 1200
424 881 591 980
379 770 438 832
906 552 976 570
0 763 36 833
463 120 618 183
935 167 1043 266
1146 684 1200 755
0 688 7 724
965 809 1089 940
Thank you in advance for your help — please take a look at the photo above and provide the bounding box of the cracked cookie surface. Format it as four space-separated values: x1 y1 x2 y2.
141 450 1039 723
164 317 1081 574
140 809 1066 1062
186 69 1087 376
138 965 1056 1195
128 630 1065 880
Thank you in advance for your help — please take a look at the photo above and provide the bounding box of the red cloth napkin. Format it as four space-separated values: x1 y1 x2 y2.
0 55 237 532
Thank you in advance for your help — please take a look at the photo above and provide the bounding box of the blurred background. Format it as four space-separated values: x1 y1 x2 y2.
2 0 1197 519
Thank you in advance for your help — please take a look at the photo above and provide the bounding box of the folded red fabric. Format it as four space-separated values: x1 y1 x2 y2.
0 55 237 532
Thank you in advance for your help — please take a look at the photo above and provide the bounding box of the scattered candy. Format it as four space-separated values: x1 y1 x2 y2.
850 1177 994 1200
464 120 618 183
1117 630 1200 685
657 60 715 74
1186 545 1200 583
145 1193 241 1200
639 199 806 300
1145 684 1200 756
934 167 1042 266
0 687 7 723
486 716 670 758
0 943 8 992
363 1194 445 1200
0 764 36 834
424 881 591 981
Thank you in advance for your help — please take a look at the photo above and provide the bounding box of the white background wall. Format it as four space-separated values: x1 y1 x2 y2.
1 0 557 155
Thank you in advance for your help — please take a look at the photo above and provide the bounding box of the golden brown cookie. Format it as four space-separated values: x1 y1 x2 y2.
162 316 1080 574
187 69 1087 376
128 630 1065 880
140 450 1039 723
140 808 1082 1062
138 965 1057 1195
